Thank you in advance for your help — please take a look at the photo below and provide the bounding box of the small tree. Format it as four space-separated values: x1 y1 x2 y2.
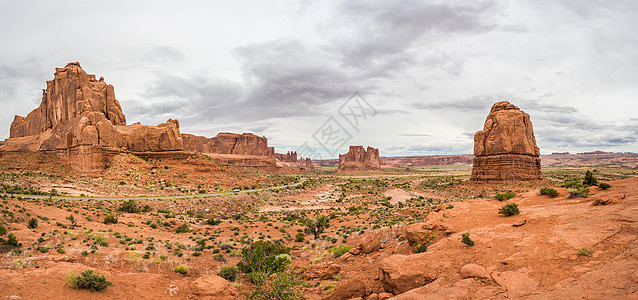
304 216 329 239
583 170 598 186
66 214 77 227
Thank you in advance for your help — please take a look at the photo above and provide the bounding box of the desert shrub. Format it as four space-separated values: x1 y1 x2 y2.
598 182 611 190
414 231 436 253
103 214 118 224
175 223 190 233
213 253 226 262
539 187 559 198
27 218 38 229
3 233 20 246
118 200 141 213
567 187 589 198
294 232 304 243
57 248 66 254
498 203 520 216
304 216 329 239
219 266 240 281
495 191 516 201
206 218 222 226
0 225 6 235
583 170 598 186
461 233 475 246
94 236 108 247
237 240 291 278
577 247 593 256
173 265 189 274
246 267 305 300
66 270 112 292
332 245 352 258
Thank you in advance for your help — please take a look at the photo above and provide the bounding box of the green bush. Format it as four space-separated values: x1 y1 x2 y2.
332 245 352 258
94 236 108 247
495 191 516 201
103 214 118 224
294 232 304 243
0 225 6 235
246 267 305 300
304 216 329 239
539 187 559 198
577 247 593 256
118 199 141 213
461 233 475 246
3 233 19 246
66 270 112 292
206 218 222 226
568 187 589 198
598 182 611 190
414 231 436 253
175 223 190 233
174 265 189 274
498 203 520 216
219 266 240 281
583 170 598 186
237 241 291 278
27 218 38 229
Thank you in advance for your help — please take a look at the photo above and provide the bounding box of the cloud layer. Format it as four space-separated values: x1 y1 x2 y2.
1 0 637 157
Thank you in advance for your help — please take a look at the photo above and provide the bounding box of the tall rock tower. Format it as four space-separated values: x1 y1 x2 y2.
470 101 542 181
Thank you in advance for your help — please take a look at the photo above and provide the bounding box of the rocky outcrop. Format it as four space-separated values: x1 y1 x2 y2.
0 62 184 170
276 151 298 162
470 101 541 181
182 132 274 156
338 146 381 171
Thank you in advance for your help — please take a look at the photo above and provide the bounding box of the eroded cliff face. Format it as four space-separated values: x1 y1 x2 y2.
181 133 275 157
470 101 542 181
0 62 184 170
338 146 381 171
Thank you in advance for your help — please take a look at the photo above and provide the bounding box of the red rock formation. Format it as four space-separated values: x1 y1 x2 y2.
470 101 542 181
276 151 298 162
299 157 313 169
181 133 274 156
382 155 473 167
338 146 381 171
0 62 184 170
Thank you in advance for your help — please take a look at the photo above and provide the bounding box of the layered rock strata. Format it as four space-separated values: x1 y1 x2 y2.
0 62 184 170
470 101 542 181
338 146 381 171
181 133 275 156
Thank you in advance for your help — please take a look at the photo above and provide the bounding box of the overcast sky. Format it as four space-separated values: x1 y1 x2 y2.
1 0 637 159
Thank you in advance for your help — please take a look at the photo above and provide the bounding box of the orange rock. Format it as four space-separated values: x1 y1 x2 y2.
182 132 274 156
471 101 542 181
338 145 381 171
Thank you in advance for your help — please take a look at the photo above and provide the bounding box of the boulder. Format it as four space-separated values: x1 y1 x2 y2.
359 235 381 254
304 262 341 280
460 264 489 279
470 101 542 181
338 145 381 171
191 274 237 299
378 254 440 294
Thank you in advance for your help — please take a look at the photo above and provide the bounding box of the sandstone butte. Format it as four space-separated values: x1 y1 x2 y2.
470 101 542 181
338 145 381 171
0 62 281 170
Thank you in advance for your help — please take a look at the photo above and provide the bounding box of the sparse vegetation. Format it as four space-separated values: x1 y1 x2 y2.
577 247 593 256
598 182 611 190
539 187 559 198
219 265 240 281
103 214 118 224
27 217 38 229
495 191 516 201
174 265 189 274
461 233 475 246
498 203 520 216
568 187 589 198
414 231 436 253
66 270 112 292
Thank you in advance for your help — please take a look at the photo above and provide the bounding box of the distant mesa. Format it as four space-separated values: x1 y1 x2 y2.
470 101 542 181
182 133 274 156
338 146 381 171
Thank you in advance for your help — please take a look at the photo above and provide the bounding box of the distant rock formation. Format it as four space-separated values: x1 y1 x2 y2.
338 146 381 171
0 62 184 170
299 157 313 169
276 151 297 162
470 101 542 181
382 155 473 167
181 133 274 156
